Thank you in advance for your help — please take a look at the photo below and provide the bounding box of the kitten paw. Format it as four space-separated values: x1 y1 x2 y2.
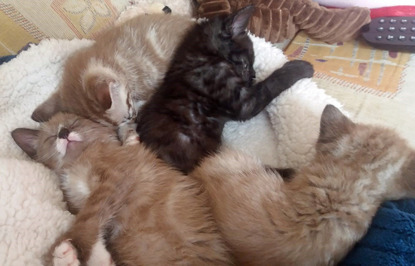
87 238 115 266
115 3 170 26
118 120 140 146
52 240 80 266
280 60 314 79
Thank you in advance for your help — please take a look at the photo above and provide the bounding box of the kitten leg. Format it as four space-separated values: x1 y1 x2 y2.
50 237 114 266
236 60 314 120
87 237 115 266
47 180 123 265
114 3 170 26
47 226 100 266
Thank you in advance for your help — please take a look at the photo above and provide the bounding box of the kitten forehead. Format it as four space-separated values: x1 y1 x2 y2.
46 113 82 126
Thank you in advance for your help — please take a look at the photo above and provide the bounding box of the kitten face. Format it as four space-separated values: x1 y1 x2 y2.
205 6 256 85
228 36 255 85
12 113 118 171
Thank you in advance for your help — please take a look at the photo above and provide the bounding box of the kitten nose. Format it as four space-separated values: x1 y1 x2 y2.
58 128 70 139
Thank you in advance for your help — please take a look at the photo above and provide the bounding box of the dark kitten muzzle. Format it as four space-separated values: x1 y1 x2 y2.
58 128 70 139
244 71 256 86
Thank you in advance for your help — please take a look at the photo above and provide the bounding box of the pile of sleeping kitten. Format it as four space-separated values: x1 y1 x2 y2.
11 6 415 266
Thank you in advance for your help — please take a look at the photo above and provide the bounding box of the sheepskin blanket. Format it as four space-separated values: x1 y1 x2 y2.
0 33 340 265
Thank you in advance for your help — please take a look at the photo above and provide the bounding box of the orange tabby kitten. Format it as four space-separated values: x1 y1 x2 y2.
12 113 231 266
31 14 195 126
192 105 415 265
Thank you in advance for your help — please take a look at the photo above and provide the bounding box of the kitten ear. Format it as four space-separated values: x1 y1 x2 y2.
84 74 113 110
31 92 61 122
227 5 255 37
84 70 129 124
318 105 355 143
11 128 39 159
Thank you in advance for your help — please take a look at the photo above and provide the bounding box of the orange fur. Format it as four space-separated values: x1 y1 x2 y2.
192 105 415 265
14 105 415 265
31 14 195 126
12 113 231 265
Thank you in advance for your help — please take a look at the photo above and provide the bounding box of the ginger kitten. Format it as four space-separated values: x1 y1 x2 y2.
192 105 415 265
31 14 195 126
12 113 231 266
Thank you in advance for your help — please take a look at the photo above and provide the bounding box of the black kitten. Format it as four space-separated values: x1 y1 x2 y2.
136 6 314 173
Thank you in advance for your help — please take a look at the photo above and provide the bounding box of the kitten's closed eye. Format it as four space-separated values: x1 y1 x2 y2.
232 57 254 83
233 60 248 69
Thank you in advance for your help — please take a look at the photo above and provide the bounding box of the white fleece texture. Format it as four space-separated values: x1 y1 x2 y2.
0 34 342 264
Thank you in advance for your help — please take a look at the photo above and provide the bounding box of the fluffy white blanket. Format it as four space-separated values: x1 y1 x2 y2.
0 34 342 265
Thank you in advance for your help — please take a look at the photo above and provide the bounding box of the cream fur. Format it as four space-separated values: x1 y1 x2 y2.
193 106 415 265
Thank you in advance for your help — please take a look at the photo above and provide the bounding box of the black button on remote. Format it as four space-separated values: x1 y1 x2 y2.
361 16 415 52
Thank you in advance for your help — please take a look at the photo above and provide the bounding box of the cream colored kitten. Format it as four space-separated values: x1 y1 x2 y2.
192 105 415 265
31 14 195 126
12 113 231 265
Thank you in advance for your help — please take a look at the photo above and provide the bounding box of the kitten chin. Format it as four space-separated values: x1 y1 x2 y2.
192 104 415 265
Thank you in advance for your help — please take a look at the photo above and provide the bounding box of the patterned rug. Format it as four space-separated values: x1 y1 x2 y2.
285 31 412 98
0 0 125 56
285 31 415 148
0 0 195 57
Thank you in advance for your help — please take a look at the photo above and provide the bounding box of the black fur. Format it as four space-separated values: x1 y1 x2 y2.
136 6 314 173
